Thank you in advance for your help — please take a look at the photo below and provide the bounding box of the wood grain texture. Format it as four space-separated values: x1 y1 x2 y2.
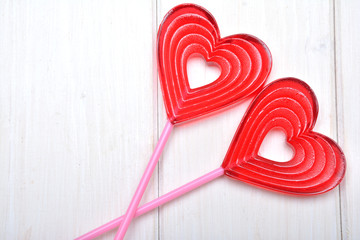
0 0 158 239
0 0 358 239
335 1 360 239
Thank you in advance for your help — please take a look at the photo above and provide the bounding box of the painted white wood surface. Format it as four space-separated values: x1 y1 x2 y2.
0 1 158 239
335 1 360 239
0 1 358 240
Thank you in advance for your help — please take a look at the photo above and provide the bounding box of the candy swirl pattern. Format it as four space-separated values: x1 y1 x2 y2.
222 78 346 195
157 4 272 124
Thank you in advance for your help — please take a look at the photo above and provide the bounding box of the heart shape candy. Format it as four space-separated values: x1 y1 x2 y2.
222 78 346 195
157 4 272 124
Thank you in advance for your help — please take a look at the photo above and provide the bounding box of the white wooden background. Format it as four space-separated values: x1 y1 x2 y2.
0 0 359 239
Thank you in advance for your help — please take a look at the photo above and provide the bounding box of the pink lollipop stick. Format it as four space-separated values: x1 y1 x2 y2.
76 168 224 240
114 3 272 238
114 120 173 239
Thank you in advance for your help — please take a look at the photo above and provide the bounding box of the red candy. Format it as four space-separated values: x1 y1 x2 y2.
157 4 272 124
222 78 346 195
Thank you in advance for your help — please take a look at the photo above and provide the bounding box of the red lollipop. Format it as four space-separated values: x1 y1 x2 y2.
77 78 345 240
158 4 272 123
114 4 272 239
222 78 346 194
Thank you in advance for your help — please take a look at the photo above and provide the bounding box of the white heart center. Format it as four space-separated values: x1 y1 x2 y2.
258 128 294 162
187 53 221 89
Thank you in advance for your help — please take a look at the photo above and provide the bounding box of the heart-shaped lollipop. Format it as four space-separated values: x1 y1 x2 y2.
222 78 346 194
78 78 345 240
114 4 272 239
158 4 272 124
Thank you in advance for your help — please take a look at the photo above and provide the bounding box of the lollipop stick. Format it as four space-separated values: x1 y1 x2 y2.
75 167 224 240
114 120 174 239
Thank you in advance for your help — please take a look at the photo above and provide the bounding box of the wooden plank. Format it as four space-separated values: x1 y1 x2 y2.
0 1 157 239
157 0 341 239
0 10 12 237
335 1 360 239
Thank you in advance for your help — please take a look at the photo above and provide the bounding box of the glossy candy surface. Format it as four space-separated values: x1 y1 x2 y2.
157 4 272 124
222 78 346 195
